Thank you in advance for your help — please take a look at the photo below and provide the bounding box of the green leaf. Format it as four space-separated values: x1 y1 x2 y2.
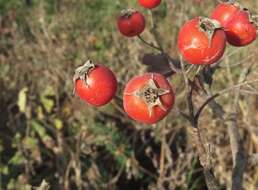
24 137 38 149
31 120 46 138
54 118 63 130
12 133 22 148
0 166 9 175
9 151 24 165
40 86 55 113
17 87 28 113
7 179 32 190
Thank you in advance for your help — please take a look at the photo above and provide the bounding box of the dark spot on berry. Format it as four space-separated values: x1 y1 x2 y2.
129 30 135 35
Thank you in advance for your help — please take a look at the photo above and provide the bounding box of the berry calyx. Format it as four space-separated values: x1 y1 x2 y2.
73 60 95 94
123 73 175 124
73 60 117 106
125 74 170 117
198 17 222 45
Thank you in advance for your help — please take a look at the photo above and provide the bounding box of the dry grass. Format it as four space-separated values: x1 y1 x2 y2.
0 0 258 189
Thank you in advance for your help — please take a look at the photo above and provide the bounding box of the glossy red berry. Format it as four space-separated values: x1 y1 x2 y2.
117 9 145 37
224 10 257 46
210 1 240 27
73 60 117 106
123 73 175 124
138 0 161 9
178 17 226 65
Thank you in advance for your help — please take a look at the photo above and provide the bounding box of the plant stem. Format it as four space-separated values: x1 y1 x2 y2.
137 35 163 52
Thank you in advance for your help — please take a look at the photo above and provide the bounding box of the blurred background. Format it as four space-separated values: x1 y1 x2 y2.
0 0 258 189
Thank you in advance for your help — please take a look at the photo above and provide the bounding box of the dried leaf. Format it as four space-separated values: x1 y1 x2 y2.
141 53 178 77
17 87 28 113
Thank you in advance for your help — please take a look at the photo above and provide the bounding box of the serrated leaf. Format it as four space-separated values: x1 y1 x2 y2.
17 87 28 113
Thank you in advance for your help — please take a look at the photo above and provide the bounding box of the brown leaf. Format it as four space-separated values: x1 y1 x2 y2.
141 53 179 77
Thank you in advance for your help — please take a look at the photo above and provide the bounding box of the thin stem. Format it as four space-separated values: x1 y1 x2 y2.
158 119 167 187
194 93 220 123
220 49 258 68
148 10 164 52
217 78 258 95
239 89 258 95
137 35 163 52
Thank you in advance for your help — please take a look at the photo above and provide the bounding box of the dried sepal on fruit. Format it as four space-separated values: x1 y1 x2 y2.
123 73 175 124
211 0 257 46
73 60 95 95
73 60 117 106
125 74 170 117
198 17 222 46
211 0 241 27
120 8 136 18
178 17 226 65
225 9 257 46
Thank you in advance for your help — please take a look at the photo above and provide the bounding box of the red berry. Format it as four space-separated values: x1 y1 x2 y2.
123 73 175 124
73 60 117 106
178 17 226 65
117 9 145 37
210 2 240 27
138 0 161 9
224 10 257 46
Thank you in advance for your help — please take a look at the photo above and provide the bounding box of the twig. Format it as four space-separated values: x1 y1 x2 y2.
148 10 181 73
200 63 256 190
217 78 258 95
148 10 164 52
239 89 258 95
194 93 219 122
220 50 258 68
137 35 163 52
179 59 219 190
226 66 252 190
158 119 167 182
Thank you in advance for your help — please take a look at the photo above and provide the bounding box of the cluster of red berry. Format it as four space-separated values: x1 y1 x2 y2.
179 1 257 65
73 0 257 125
